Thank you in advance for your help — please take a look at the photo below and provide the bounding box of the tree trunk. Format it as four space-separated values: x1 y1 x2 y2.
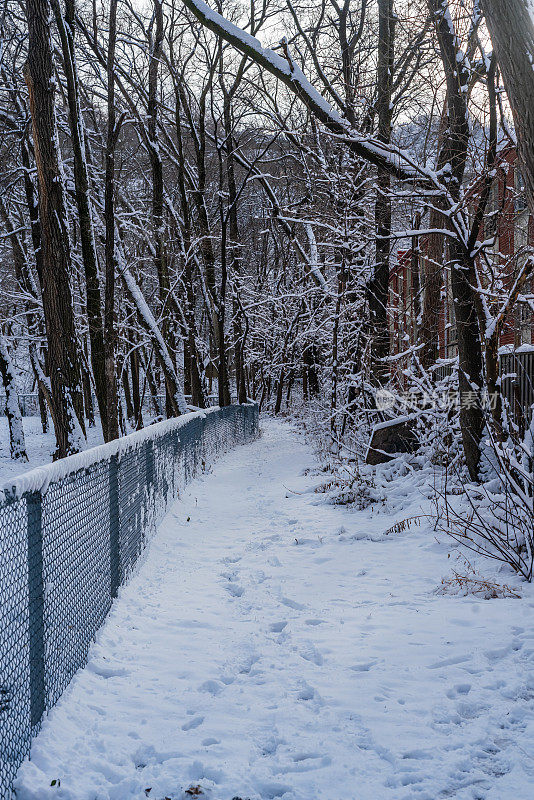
103 0 120 441
0 334 28 462
172 83 206 408
221 83 247 404
130 345 144 429
24 0 85 458
429 0 485 479
274 368 284 415
148 0 178 416
419 102 450 368
484 0 534 213
217 217 231 407
368 0 395 385
51 0 107 435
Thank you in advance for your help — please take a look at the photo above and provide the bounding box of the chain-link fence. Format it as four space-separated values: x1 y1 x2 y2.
0 403 259 799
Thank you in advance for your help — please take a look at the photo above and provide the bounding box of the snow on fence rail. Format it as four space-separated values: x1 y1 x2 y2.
0 403 259 799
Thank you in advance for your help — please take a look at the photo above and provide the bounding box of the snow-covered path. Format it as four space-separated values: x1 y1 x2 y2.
16 420 534 800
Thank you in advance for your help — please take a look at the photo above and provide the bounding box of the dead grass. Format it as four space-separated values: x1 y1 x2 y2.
384 515 432 535
437 570 521 599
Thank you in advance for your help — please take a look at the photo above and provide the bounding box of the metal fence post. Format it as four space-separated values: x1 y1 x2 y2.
109 455 120 598
26 491 45 729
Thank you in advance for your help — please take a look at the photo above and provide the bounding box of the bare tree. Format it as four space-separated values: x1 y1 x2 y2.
24 0 85 457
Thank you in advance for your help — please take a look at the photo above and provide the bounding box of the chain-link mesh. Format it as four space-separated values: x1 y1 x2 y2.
0 403 259 799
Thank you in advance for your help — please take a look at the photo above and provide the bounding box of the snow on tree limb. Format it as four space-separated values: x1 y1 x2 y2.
181 0 434 185
116 250 188 415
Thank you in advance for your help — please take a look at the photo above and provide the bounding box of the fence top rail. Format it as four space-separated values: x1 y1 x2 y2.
1 403 256 503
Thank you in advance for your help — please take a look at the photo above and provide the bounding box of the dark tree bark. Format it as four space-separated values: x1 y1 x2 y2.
51 0 107 435
429 0 484 479
274 368 284 415
24 0 85 458
148 0 179 417
419 102 450 368
130 344 144 429
484 0 534 213
368 0 395 385
103 0 120 440
411 211 422 329
121 358 135 424
217 208 232 407
220 75 247 404
171 73 206 407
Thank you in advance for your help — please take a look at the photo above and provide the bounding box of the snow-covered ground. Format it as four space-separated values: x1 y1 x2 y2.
0 417 103 486
14 419 534 800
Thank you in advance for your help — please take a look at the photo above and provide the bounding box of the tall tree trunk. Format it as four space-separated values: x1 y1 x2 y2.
274 368 284 415
103 0 120 440
0 334 28 462
148 0 178 416
368 0 395 385
218 214 231 407
429 0 484 479
24 0 85 458
484 0 534 213
419 101 450 368
411 211 422 332
220 82 247 404
51 0 107 435
172 81 206 407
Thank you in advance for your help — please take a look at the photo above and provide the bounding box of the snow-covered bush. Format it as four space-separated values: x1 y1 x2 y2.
436 415 534 582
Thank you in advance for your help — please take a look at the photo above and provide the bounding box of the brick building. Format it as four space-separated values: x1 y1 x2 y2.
390 147 534 364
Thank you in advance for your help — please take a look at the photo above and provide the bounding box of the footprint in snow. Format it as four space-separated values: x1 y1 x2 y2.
238 654 260 675
198 680 224 696
427 654 472 669
455 699 488 720
446 683 472 699
484 641 523 661
182 715 204 731
280 596 306 611
221 554 241 565
87 661 130 679
350 659 378 673
299 642 324 666
225 583 245 598
296 681 322 705
270 621 288 633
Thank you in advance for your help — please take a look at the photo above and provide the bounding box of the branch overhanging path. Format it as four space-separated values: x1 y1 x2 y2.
181 0 449 192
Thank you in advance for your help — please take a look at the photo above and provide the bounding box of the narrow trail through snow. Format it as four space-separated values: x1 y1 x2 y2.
16 420 534 800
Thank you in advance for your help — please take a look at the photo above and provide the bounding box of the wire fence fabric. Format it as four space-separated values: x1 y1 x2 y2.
0 403 259 799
